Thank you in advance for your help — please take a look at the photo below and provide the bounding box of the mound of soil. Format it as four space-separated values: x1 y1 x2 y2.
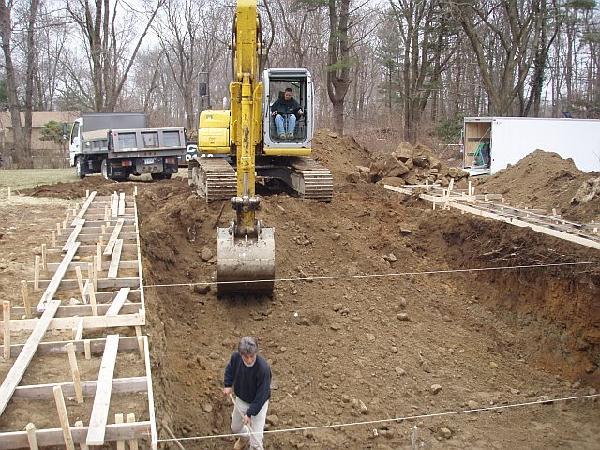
476 150 600 223
311 129 372 183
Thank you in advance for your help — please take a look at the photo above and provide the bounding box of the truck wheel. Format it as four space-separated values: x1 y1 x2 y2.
164 173 172 180
75 157 85 179
101 159 109 180
151 173 164 180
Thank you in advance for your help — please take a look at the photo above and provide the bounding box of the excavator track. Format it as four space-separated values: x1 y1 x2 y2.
189 157 237 202
289 158 334 202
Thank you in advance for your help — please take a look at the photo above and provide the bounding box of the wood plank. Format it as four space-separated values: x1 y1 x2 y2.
46 260 138 272
37 242 81 312
62 220 85 252
71 191 97 226
0 422 151 449
30 276 140 291
14 376 147 399
12 303 142 319
9 336 141 358
111 193 119 219
143 336 158 449
0 300 60 416
104 218 125 256
105 288 130 316
118 193 126 216
0 312 144 332
86 334 120 446
108 239 124 279
53 385 75 450
47 243 137 254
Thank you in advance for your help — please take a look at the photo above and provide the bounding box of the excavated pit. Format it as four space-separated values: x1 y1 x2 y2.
137 177 600 449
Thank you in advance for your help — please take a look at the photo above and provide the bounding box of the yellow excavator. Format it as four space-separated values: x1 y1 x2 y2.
189 0 332 296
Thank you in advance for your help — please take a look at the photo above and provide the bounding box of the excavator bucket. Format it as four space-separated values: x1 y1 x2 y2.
216 226 275 296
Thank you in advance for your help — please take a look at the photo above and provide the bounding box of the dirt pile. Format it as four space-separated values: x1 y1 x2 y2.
311 129 372 183
353 141 469 188
476 150 600 223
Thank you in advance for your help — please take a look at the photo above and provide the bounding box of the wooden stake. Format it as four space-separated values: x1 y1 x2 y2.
74 421 89 450
56 223 62 236
66 343 83 404
93 257 98 291
115 414 125 450
34 256 40 291
83 339 91 360
3 301 10 359
101 224 106 236
21 280 32 319
135 326 144 356
104 205 109 222
41 244 47 272
126 413 139 450
85 189 90 198
133 185 137 196
63 218 68 230
87 263 94 287
51 231 56 247
75 266 85 300
96 243 102 271
88 285 98 316
52 385 75 450
25 423 38 450
6 187 10 200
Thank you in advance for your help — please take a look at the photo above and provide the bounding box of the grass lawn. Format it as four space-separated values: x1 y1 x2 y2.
0 168 78 190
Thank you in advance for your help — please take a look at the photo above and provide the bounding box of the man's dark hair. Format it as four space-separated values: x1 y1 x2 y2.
285 87 293 93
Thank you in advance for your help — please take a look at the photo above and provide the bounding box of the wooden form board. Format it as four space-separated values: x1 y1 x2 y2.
108 239 124 278
105 288 130 316
104 218 125 256
71 191 97 226
8 336 142 358
14 376 147 399
46 260 138 273
0 422 151 450
0 300 61 416
62 219 85 251
37 242 81 312
1 312 144 332
86 334 120 446
32 276 140 291
384 185 600 250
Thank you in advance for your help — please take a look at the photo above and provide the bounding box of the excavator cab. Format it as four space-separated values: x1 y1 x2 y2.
263 68 314 156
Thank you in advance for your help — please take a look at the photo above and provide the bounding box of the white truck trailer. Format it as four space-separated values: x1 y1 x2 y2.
462 117 600 175
69 112 186 180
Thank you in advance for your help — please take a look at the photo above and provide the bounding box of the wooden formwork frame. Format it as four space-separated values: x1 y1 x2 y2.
0 191 157 449
384 183 600 250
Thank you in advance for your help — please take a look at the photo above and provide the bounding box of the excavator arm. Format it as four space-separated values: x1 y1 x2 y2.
216 0 275 296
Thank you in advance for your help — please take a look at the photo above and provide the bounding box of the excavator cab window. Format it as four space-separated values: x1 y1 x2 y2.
269 79 307 142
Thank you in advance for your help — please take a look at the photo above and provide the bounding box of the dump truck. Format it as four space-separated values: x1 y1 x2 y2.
69 112 186 180
462 116 600 176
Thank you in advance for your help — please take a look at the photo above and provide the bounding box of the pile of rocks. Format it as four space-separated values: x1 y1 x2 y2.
355 141 469 187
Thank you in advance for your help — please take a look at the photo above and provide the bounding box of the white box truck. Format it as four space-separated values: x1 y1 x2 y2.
462 117 600 175
69 112 186 180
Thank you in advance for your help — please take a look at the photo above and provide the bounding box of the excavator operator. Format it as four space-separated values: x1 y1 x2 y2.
270 87 303 139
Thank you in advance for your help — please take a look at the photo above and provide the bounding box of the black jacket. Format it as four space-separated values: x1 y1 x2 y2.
224 352 271 416
271 97 301 116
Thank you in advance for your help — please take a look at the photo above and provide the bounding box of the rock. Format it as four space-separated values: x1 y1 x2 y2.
328 132 338 138
395 367 406 376
201 247 213 262
331 232 341 241
385 161 410 178
279 346 287 353
347 172 360 183
358 399 368 414
341 394 351 403
572 380 581 389
467 400 478 409
399 228 412 236
391 346 398 353
356 165 370 174
202 403 213 413
440 427 452 439
412 155 429 168
430 384 442 395
68 297 81 305
489 361 498 369
298 317 310 326
396 313 410 321
366 333 375 341
333 303 343 311
193 284 210 294
571 177 600 204
266 414 280 427
395 142 413 162
330 323 341 331
510 388 520 395
378 177 406 188
401 173 420 185
383 253 397 262
428 156 442 170
209 352 219 360
398 297 407 308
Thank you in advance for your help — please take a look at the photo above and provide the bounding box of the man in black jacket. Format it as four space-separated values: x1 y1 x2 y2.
223 336 271 450
271 87 303 139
